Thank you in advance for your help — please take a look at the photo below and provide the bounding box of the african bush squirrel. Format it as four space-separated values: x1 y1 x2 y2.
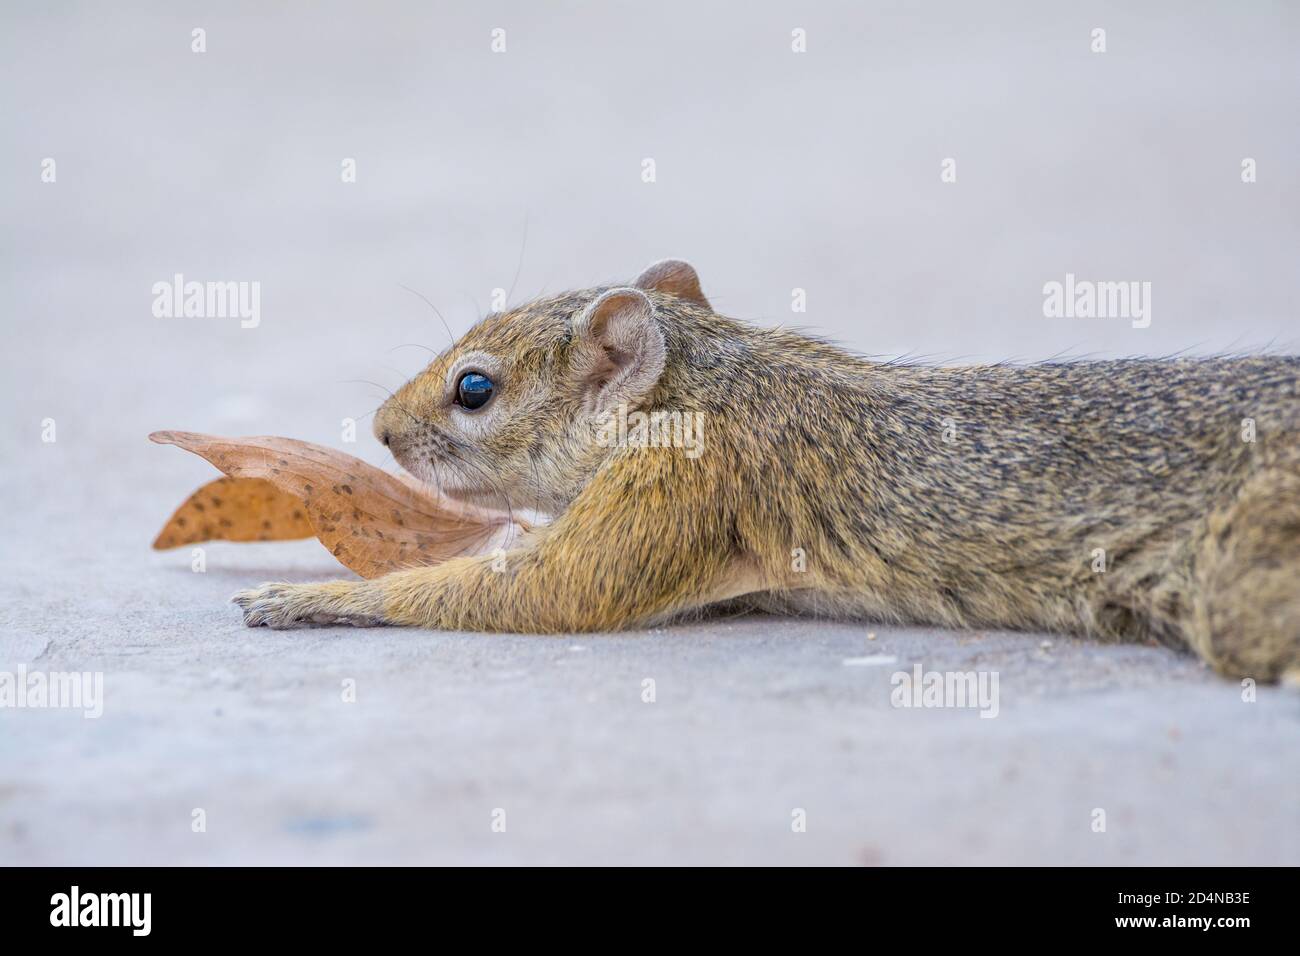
234 259 1300 680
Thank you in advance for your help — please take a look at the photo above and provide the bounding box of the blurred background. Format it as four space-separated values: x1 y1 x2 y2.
2 1 1297 865
4 0 1298 454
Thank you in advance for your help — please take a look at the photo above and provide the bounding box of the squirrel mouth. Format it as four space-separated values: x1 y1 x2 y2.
402 454 504 510
388 439 526 517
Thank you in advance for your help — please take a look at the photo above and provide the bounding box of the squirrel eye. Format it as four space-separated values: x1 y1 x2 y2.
455 371 495 411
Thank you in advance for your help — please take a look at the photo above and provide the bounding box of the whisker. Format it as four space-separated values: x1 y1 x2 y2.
342 378 398 399
445 448 519 528
506 211 530 306
398 283 456 346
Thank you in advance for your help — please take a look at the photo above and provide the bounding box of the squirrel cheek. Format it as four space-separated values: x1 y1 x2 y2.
451 403 502 440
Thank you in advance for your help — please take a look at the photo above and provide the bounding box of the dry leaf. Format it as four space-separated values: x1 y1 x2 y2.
150 431 527 578
152 476 314 549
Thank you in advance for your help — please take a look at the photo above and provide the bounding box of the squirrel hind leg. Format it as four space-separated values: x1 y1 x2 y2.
1182 458 1300 682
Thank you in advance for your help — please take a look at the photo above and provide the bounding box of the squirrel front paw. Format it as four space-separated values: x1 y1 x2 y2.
232 581 388 630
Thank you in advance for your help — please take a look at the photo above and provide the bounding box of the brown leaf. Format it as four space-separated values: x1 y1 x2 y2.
152 476 315 549
149 431 527 578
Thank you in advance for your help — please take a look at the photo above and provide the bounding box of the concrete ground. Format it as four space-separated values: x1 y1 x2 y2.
5 557 1300 866
3 450 1298 865
2 2 1298 864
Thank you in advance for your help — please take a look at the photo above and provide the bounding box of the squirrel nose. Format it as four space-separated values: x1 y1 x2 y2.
374 399 410 450
373 407 397 448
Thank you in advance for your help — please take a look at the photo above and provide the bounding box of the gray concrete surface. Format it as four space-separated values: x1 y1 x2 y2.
2 2 1299 865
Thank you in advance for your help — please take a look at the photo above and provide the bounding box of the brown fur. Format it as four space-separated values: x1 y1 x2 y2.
234 260 1300 680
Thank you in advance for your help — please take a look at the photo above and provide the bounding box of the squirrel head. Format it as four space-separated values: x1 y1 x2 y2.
373 258 710 517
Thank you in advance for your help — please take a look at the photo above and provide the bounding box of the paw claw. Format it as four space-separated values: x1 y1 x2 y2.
231 583 295 628
231 582 387 630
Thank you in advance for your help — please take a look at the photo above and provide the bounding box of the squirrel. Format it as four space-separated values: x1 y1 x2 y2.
234 259 1300 681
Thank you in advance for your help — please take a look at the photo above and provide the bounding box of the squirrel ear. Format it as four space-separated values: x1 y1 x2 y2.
633 258 710 309
571 288 666 412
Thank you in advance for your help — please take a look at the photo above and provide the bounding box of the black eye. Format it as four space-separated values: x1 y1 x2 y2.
455 371 495 411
